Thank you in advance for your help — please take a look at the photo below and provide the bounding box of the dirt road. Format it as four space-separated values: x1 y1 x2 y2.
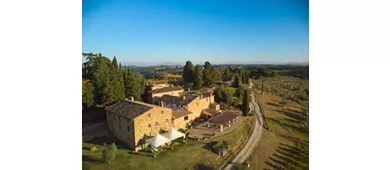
223 83 264 170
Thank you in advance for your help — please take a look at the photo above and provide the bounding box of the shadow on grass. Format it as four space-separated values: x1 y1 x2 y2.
86 134 130 150
265 102 282 108
267 117 308 134
82 155 103 163
279 135 309 146
283 111 307 121
203 141 218 151
83 107 106 125
264 142 309 170
265 161 284 170
193 163 216 170
128 150 154 158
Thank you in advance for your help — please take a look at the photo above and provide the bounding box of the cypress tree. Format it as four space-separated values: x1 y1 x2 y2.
224 67 231 81
241 89 250 116
182 61 195 83
203 61 213 87
193 65 203 90
234 75 240 88
117 63 126 100
124 68 143 100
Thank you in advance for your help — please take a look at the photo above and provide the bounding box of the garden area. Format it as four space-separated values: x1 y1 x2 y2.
82 116 254 170
247 77 309 170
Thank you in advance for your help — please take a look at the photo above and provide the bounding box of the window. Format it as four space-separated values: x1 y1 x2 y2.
184 116 189 121
148 124 151 128
165 119 169 123
127 126 130 132
155 122 159 126
206 98 208 102
148 113 150 118
161 110 164 114
119 116 121 121
119 125 121 129
197 103 199 106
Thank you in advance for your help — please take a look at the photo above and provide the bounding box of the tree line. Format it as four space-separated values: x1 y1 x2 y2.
182 61 221 90
82 53 146 108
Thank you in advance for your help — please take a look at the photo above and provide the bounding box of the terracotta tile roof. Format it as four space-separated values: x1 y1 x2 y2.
172 108 192 119
152 86 184 94
105 100 155 119
202 108 220 116
160 94 198 105
209 111 240 125
199 91 212 98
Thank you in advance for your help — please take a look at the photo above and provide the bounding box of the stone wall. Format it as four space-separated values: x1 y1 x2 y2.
106 111 135 149
133 107 173 151
173 115 191 130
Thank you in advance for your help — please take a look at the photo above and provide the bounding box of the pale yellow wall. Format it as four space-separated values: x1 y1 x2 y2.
133 107 173 150
106 107 173 151
173 115 190 130
186 96 214 119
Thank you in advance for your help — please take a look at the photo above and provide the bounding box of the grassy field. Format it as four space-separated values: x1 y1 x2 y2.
82 116 254 170
247 90 309 170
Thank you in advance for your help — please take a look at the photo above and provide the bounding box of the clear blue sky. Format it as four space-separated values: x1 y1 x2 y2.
83 0 308 66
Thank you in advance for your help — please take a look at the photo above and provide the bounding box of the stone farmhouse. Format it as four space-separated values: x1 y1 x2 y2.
151 91 221 129
106 84 231 151
105 98 173 151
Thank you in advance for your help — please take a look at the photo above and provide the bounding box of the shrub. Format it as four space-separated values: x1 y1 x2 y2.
90 146 97 152
101 143 118 164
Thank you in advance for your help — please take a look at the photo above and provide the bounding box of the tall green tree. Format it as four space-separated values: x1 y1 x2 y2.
93 56 115 105
250 68 278 95
182 61 195 83
222 87 235 106
82 79 95 108
211 67 221 83
110 57 125 101
233 75 240 88
203 61 214 87
117 63 126 100
241 89 250 116
224 66 231 81
193 65 203 90
124 68 144 100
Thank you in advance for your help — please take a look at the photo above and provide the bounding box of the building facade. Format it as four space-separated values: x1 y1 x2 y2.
106 99 173 151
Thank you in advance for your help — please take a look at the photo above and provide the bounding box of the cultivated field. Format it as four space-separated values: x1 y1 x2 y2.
248 76 309 170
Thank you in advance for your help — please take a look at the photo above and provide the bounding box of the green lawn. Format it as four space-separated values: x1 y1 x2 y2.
247 92 309 170
82 116 254 170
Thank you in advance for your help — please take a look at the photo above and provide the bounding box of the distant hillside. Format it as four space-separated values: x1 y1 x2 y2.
278 67 309 79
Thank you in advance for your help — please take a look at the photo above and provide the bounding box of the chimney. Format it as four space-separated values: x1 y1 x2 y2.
182 95 186 100
188 87 190 92
200 94 203 98
160 100 164 107
131 96 134 101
